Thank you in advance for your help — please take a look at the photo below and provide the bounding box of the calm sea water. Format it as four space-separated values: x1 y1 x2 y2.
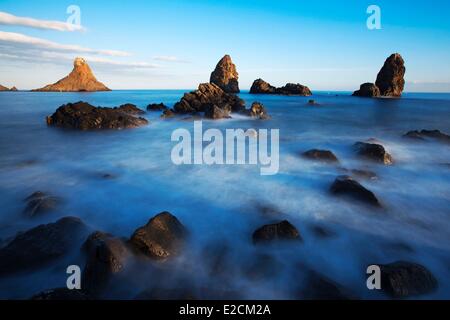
0 90 449 299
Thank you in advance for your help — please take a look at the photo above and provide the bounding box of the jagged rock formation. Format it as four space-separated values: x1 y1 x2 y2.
352 83 381 97
376 53 406 97
210 55 240 93
250 78 312 96
34 57 110 92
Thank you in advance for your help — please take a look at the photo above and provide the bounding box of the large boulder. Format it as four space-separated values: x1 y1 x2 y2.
210 55 240 93
354 142 393 165
0 217 89 275
46 101 148 130
302 149 339 163
352 83 381 97
404 129 450 144
330 175 381 207
250 79 312 96
33 57 110 92
173 83 245 114
252 220 302 244
378 261 438 298
250 79 277 94
129 212 188 260
375 53 406 97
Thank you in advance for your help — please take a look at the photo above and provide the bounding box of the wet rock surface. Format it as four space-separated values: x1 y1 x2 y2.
147 103 168 111
252 220 302 244
330 176 381 207
302 149 339 163
354 142 393 165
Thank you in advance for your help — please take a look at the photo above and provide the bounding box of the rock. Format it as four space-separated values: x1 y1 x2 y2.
302 149 339 163
300 271 352 300
250 79 277 94
118 103 145 115
160 109 176 119
375 53 406 97
308 99 319 105
378 261 438 298
243 102 271 120
0 217 89 275
23 191 60 218
33 57 110 92
330 176 381 207
82 231 131 294
352 83 381 97
129 212 188 259
147 103 168 111
204 104 231 119
210 55 240 93
10 86 18 91
173 83 245 114
46 101 148 130
404 129 450 144
31 288 90 300
250 79 312 96
0 84 9 91
252 220 302 244
354 142 393 165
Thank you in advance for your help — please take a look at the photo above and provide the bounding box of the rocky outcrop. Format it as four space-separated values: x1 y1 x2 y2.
330 175 381 207
173 83 245 114
252 220 302 244
0 84 18 91
147 103 168 111
23 191 60 218
354 142 393 165
210 55 240 93
352 83 381 97
404 129 450 144
0 217 89 275
10 86 18 91
129 212 188 260
33 57 110 92
242 102 271 120
117 103 145 115
250 79 312 96
302 149 339 163
378 261 438 298
46 101 148 130
375 53 406 97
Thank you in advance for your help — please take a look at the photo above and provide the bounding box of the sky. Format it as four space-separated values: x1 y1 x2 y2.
0 0 450 91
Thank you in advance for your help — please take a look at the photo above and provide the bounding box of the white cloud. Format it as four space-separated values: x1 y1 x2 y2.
153 55 189 63
0 31 130 56
0 11 85 32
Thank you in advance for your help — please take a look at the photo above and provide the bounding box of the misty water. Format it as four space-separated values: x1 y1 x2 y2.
0 90 449 299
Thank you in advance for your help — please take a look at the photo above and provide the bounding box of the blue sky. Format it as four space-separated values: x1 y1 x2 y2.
1 0 450 91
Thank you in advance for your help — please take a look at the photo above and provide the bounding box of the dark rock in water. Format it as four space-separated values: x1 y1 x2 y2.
204 104 231 119
23 191 60 218
308 99 319 105
161 109 176 119
330 175 381 207
10 86 18 91
173 83 245 115
118 103 145 115
210 55 240 93
354 142 393 165
147 103 168 111
252 220 302 244
302 149 339 163
352 83 381 97
82 231 131 294
31 288 90 300
378 261 438 298
46 101 148 130
404 129 450 144
243 102 271 120
0 217 89 275
375 53 406 97
129 212 188 259
300 271 352 300
249 79 277 94
250 79 312 96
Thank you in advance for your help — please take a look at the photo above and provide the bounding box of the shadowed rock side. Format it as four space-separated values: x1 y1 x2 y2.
330 176 381 207
46 101 148 130
33 57 110 92
352 83 381 97
210 55 240 93
354 142 393 165
376 53 406 97
250 78 312 96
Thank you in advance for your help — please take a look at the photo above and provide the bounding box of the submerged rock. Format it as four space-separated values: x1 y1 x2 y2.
129 212 188 260
375 53 406 97
354 142 393 165
147 103 168 111
352 83 381 97
33 57 110 92
46 101 148 130
31 288 90 300
210 55 240 93
250 79 312 96
378 261 438 298
404 129 450 144
23 191 60 218
252 220 302 244
302 149 339 163
330 175 381 207
0 217 89 275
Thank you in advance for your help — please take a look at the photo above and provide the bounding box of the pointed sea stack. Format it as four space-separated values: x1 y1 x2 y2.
375 53 405 97
210 55 240 93
33 57 111 92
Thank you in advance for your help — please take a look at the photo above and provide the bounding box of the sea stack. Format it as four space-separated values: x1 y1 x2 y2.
210 55 240 93
33 57 111 92
250 78 312 96
375 53 406 97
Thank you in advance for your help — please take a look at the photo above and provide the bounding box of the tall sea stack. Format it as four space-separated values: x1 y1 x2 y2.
210 55 240 93
375 53 406 97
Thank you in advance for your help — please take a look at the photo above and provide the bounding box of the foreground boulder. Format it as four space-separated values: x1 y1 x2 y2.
352 83 381 97
147 103 168 111
0 217 89 275
33 57 110 92
210 55 240 93
250 79 312 96
378 261 438 298
354 142 393 165
46 101 148 130
404 129 450 144
252 220 302 244
82 231 131 294
129 212 188 259
23 191 60 218
330 176 381 207
31 288 90 300
302 149 339 163
375 53 406 97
